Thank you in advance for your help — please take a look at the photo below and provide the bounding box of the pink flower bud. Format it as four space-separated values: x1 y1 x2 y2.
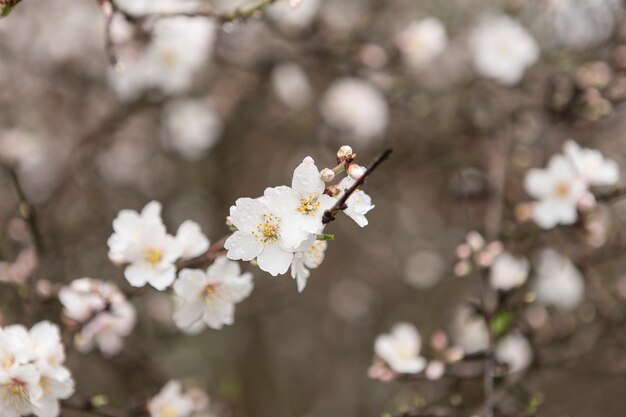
337 145 354 160
320 168 335 182
225 216 233 226
302 156 315 165
348 164 366 180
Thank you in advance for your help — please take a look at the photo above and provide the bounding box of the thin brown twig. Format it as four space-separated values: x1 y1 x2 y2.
176 236 228 270
322 148 393 224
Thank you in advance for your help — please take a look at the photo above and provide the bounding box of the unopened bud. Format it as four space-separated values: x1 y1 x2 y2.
347 164 366 180
320 168 335 182
225 216 233 226
337 145 354 160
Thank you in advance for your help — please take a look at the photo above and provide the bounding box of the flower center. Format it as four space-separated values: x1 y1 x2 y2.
554 182 570 198
297 195 321 215
204 284 220 304
7 379 27 397
159 405 179 417
253 214 280 244
3 356 14 370
144 248 163 267
160 49 179 68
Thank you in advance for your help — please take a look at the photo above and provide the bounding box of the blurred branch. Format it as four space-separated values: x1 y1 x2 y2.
596 184 626 202
0 0 21 17
61 398 147 417
322 148 393 224
392 407 464 417
483 131 512 241
176 236 228 270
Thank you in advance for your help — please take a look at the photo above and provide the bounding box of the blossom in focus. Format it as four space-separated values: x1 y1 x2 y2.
59 278 136 356
320 78 389 145
173 257 254 331
0 322 74 417
374 323 427 374
395 18 447 69
470 16 539 85
290 237 328 292
489 251 529 291
337 177 375 227
563 140 620 186
524 155 587 229
175 220 210 260
495 332 533 373
164 99 223 161
533 248 584 311
148 380 195 417
225 187 308 276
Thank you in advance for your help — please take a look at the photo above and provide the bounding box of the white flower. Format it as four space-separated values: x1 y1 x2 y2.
489 251 529 291
271 62 313 109
450 306 489 354
395 18 447 69
337 177 375 227
563 140 620 186
60 278 136 356
164 99 223 161
266 0 319 32
374 323 427 374
225 186 309 276
110 17 216 100
148 380 195 417
0 363 42 417
495 333 533 373
115 0 201 15
533 248 584 311
320 78 389 145
470 16 539 85
173 257 254 331
175 220 210 260
290 237 328 292
107 201 166 263
524 155 587 229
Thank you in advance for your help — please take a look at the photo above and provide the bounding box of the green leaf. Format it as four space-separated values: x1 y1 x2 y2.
317 233 335 241
491 310 513 338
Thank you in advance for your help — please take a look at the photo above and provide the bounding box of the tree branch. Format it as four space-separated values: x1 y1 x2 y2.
322 148 393 224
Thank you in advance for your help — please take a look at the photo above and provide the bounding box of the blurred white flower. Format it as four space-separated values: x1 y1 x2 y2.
108 201 182 290
489 251 529 291
495 332 533 373
225 187 308 276
148 380 195 417
175 220 210 260
116 0 201 15
320 78 389 146
164 99 223 161
110 17 216 99
470 16 539 85
173 257 253 331
395 18 447 69
533 248 584 311
374 323 427 374
266 0 319 33
290 237 327 292
563 140 620 186
524 155 587 229
271 62 313 109
450 306 489 354
404 250 445 289
60 278 136 356
0 322 74 417
337 177 375 227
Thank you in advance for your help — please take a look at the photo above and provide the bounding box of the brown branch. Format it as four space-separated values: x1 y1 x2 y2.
596 184 626 202
176 236 228 270
61 399 147 417
392 407 464 417
322 148 393 224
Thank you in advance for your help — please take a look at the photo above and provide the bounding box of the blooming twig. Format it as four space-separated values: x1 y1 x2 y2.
176 236 228 270
322 148 393 224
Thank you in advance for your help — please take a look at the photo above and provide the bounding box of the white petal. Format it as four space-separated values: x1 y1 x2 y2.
292 157 325 197
147 265 177 290
256 244 294 276
124 264 150 287
229 198 266 232
279 215 312 250
173 269 208 300
174 300 205 328
176 220 210 259
224 231 264 261
263 186 300 219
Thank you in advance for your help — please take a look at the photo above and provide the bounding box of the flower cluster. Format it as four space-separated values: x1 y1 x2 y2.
225 146 374 291
59 278 136 356
524 140 619 229
148 380 209 417
0 321 74 417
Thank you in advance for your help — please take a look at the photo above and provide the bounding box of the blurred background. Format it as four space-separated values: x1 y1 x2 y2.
2 0 626 416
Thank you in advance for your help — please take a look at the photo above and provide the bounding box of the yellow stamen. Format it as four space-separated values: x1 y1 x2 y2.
159 405 179 417
144 248 163 267
554 182 570 198
251 214 281 244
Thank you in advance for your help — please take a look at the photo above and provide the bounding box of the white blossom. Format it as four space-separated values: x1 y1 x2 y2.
290 237 327 292
450 306 489 354
495 333 533 373
320 78 389 145
148 380 195 417
374 323 427 374
533 248 584 311
337 177 375 227
175 220 210 260
395 18 447 69
524 155 587 229
266 0 319 33
173 257 254 331
470 16 539 85
563 140 620 186
489 251 529 291
271 62 313 109
59 278 136 356
164 99 223 161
